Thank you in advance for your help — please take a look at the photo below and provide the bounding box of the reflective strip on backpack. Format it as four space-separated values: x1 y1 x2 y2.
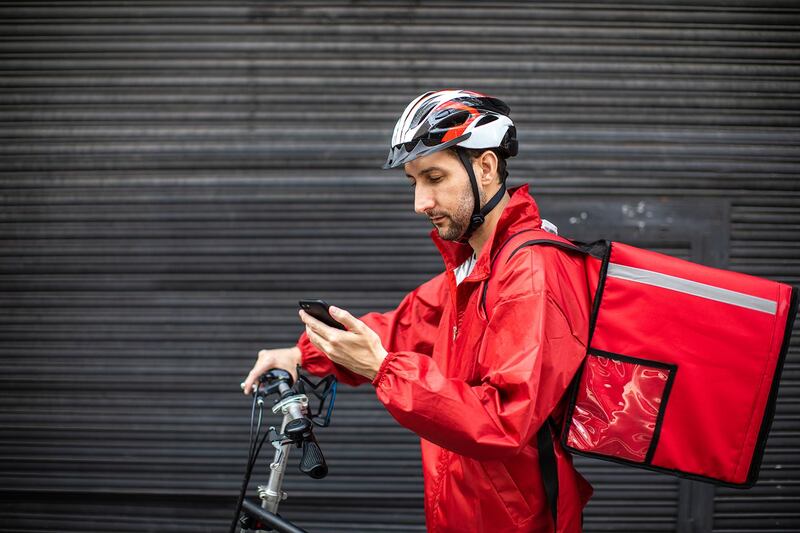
607 263 778 315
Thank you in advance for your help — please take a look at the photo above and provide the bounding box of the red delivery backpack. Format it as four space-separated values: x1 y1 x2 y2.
486 228 798 488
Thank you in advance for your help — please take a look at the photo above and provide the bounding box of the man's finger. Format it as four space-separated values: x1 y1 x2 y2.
300 309 338 340
306 325 332 356
329 306 364 332
305 325 319 348
243 369 258 395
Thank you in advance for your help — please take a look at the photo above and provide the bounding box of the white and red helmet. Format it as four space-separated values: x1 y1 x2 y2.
383 89 518 170
383 90 519 241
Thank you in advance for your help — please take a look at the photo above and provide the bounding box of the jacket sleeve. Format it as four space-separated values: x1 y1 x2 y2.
370 247 589 460
297 272 447 387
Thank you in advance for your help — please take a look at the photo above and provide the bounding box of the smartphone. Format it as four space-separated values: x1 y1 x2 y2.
298 299 347 330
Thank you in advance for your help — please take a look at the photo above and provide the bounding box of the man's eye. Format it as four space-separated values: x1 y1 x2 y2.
429 176 443 182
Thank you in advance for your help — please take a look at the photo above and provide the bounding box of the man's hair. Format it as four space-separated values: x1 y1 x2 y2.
446 147 509 185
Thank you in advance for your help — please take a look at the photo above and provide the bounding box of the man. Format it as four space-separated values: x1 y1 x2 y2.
243 90 593 532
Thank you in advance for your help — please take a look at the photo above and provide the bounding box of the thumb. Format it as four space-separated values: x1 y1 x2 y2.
329 306 362 331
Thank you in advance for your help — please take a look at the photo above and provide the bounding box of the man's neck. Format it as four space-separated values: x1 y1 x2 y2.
468 190 511 258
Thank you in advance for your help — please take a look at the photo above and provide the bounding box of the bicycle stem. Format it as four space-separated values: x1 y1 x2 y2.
261 383 304 513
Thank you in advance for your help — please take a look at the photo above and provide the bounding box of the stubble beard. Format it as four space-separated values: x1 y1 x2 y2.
432 186 485 242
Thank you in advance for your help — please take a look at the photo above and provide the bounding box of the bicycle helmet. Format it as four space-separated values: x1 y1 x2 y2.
382 89 518 241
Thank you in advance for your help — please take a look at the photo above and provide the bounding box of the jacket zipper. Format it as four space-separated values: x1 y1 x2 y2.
447 270 460 343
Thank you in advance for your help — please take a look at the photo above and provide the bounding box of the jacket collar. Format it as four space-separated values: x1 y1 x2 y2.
431 184 543 281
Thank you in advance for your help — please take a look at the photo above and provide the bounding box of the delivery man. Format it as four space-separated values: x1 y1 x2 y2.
242 90 593 532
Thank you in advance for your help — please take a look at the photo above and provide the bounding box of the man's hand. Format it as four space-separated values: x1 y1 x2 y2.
242 346 301 395
300 305 388 381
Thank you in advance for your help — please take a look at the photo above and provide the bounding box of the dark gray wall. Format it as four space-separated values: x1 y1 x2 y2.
0 2 798 532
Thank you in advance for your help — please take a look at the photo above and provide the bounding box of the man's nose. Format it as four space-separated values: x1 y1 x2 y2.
414 186 435 215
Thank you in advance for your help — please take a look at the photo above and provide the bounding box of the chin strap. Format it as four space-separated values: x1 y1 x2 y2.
456 148 506 243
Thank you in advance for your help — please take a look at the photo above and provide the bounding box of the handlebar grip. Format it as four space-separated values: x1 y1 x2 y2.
300 433 328 479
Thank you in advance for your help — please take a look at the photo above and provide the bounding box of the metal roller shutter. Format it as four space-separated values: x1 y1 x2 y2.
0 2 797 532
712 204 800 533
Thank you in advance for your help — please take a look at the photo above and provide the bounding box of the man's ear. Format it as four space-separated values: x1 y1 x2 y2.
477 150 499 186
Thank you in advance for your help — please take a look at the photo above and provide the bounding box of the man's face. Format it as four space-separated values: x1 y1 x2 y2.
404 150 481 241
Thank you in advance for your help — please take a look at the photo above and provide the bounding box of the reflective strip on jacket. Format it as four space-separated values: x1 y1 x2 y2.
298 184 593 532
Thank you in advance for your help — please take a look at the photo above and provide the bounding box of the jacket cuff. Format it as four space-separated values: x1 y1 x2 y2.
296 332 324 369
371 351 400 387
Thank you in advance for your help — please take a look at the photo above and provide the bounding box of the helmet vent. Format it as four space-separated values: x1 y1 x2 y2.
409 100 438 129
432 109 471 131
474 115 498 127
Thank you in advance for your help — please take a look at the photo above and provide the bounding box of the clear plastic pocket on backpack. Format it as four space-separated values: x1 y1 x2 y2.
565 350 677 464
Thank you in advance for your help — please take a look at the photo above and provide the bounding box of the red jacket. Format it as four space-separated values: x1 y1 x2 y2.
298 185 593 532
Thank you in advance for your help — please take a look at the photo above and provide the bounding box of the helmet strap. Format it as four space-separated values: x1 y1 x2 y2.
455 147 507 244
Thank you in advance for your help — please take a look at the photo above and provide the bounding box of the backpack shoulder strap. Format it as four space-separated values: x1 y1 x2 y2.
480 229 606 532
480 229 584 533
480 228 584 318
